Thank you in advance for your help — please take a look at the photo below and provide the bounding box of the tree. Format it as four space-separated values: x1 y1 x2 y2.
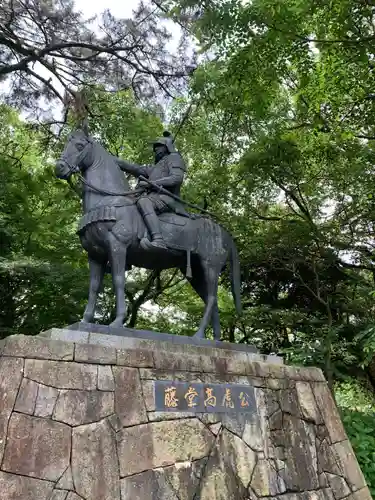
0 103 88 336
170 0 375 140
147 0 375 390
0 0 192 118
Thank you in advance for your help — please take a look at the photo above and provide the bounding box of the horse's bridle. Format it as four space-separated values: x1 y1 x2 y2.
61 138 143 197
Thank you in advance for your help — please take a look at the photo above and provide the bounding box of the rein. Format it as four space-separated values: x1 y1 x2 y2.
62 136 222 222
63 143 142 198
76 172 143 197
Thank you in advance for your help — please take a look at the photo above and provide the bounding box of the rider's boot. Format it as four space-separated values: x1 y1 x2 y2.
137 198 167 250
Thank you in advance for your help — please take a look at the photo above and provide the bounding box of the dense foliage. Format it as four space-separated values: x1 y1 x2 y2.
158 0 375 391
1 3 375 481
337 381 375 495
343 408 375 496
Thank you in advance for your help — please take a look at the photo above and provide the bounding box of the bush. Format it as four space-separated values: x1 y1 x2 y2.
341 409 375 496
336 381 375 496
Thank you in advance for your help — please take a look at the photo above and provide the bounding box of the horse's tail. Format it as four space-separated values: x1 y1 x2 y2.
228 236 242 316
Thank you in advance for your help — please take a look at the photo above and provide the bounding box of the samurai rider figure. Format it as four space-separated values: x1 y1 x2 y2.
114 131 187 251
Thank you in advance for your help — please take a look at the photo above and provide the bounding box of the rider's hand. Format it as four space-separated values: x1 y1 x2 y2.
138 180 149 189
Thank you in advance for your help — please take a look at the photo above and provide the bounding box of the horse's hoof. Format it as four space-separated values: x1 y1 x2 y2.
81 318 93 324
193 330 205 339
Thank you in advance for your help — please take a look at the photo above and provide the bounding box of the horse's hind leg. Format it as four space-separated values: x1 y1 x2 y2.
211 301 221 341
108 232 127 328
82 256 106 323
193 261 220 339
185 266 221 340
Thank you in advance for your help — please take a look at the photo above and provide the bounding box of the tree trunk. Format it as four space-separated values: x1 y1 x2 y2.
324 302 335 399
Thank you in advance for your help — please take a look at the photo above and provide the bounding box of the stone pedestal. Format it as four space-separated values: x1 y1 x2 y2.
0 327 371 500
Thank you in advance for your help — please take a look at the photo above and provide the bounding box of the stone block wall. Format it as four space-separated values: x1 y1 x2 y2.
0 331 371 500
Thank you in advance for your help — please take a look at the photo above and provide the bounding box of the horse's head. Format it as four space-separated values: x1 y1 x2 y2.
55 129 92 180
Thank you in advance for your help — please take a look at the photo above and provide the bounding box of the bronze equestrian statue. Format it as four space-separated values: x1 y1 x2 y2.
55 127 241 339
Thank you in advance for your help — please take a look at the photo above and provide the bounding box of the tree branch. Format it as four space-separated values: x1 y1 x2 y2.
26 67 64 101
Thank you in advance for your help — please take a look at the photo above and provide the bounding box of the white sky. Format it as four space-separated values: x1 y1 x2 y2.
75 0 135 17
74 0 182 51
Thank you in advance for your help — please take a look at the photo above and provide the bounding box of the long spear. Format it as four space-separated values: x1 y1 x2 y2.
138 175 219 219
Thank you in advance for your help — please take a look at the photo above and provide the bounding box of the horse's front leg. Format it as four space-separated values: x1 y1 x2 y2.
82 256 106 323
108 232 127 328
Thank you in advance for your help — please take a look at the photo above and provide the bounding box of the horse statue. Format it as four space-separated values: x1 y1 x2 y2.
55 127 241 339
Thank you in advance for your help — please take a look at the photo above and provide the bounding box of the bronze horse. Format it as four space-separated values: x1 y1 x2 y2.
55 128 241 339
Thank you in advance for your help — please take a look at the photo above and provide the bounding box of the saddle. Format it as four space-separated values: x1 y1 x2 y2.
158 212 197 277
158 212 194 243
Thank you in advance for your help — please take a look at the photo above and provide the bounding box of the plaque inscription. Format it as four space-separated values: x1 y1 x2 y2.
154 381 257 414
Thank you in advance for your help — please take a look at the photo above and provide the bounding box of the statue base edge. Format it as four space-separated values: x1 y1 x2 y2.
63 321 260 354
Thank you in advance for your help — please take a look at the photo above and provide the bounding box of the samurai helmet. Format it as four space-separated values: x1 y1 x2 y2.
152 131 176 154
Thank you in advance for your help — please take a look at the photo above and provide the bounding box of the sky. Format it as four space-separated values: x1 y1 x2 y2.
75 0 136 17
74 0 182 51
